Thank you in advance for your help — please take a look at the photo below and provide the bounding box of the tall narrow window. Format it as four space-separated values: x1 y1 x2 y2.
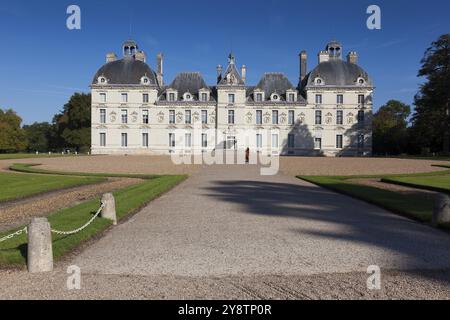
202 110 208 124
185 133 192 147
315 94 322 104
315 110 322 125
169 93 175 102
337 94 344 104
256 110 262 125
288 134 295 149
99 93 106 103
358 110 365 125
228 110 235 124
169 133 175 148
142 110 149 124
288 93 295 102
272 110 279 125
358 134 365 149
358 95 365 105
121 93 128 103
272 134 279 149
100 133 106 147
336 135 343 149
201 93 208 102
143 93 149 103
256 93 263 102
121 133 128 147
337 110 343 125
202 134 208 148
228 94 235 105
256 134 263 149
314 138 322 150
142 133 149 147
121 110 128 124
288 110 295 125
169 110 175 124
185 110 192 124
100 109 106 124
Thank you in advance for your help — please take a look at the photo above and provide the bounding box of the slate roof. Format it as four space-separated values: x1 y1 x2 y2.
169 72 209 95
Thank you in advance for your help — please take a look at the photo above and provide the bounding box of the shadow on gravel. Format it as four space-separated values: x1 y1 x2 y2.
205 179 450 283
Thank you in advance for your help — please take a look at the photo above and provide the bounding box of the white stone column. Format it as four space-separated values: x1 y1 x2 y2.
101 193 117 225
27 218 53 273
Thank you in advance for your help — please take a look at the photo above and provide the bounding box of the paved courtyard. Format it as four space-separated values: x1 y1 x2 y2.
1 163 449 299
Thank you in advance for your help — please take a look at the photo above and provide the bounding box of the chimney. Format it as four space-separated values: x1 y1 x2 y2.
157 53 164 86
135 50 146 63
300 51 307 82
217 65 223 84
241 65 247 84
318 50 330 64
106 52 117 63
347 51 358 64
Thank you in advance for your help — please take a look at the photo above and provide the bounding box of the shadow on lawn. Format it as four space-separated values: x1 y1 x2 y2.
204 179 450 282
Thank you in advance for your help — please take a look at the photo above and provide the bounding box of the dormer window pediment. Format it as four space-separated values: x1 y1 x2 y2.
271 93 281 102
314 77 325 86
183 92 194 101
140 76 151 85
98 76 108 84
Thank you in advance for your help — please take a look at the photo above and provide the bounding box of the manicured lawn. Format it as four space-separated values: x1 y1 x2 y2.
0 154 80 160
381 175 450 193
0 172 105 203
299 175 433 223
0 175 187 266
10 163 159 180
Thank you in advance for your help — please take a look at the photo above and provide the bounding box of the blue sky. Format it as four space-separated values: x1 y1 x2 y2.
0 0 448 125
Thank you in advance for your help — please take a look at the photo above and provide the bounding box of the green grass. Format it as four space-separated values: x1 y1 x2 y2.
0 153 82 160
0 175 187 266
10 163 160 180
0 172 105 203
381 175 450 193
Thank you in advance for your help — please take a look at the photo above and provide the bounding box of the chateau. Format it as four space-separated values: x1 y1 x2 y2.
91 40 373 156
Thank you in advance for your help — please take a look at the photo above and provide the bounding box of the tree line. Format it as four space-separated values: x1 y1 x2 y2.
0 34 449 156
0 93 91 154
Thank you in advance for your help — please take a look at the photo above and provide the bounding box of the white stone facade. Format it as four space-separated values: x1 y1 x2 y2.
91 40 373 157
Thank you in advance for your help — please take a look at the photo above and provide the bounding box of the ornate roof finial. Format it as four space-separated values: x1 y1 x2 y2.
228 52 235 65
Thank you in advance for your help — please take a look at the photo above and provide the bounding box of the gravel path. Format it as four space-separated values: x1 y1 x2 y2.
348 178 437 195
0 177 141 232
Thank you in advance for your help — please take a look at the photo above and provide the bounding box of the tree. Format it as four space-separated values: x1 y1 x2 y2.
23 122 54 152
0 109 28 153
373 100 410 155
53 93 91 152
411 34 450 154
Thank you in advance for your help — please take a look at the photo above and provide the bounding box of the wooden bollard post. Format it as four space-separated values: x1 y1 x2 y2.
101 193 117 225
27 218 53 273
433 193 450 227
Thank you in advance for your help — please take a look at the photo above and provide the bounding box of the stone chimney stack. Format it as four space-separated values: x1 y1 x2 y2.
300 51 307 82
347 51 358 64
157 53 164 86
318 50 330 64
241 65 247 84
135 51 146 63
106 52 117 63
217 65 223 84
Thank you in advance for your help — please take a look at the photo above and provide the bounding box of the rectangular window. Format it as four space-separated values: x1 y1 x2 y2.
256 134 263 149
288 93 295 102
256 93 263 102
169 93 175 102
358 95 365 105
337 110 343 125
314 138 322 150
228 94 235 105
121 110 128 124
358 110 365 124
142 133 149 147
288 134 295 149
315 94 322 104
169 110 175 124
201 93 208 102
143 94 149 103
358 134 365 149
228 110 235 124
288 110 295 125
142 110 149 124
185 110 192 124
337 94 344 104
100 109 106 124
336 135 343 149
185 133 192 148
315 110 322 125
169 133 175 148
121 93 128 103
121 133 128 147
100 133 106 147
272 110 279 125
201 110 208 124
99 93 106 103
202 134 208 148
272 134 279 149
256 110 262 125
